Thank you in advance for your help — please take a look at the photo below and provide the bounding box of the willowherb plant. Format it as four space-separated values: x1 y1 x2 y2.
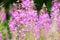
9 0 41 40
0 7 6 22
38 3 52 40
39 3 51 32
21 0 41 40
51 0 60 30
49 0 60 40
8 0 60 40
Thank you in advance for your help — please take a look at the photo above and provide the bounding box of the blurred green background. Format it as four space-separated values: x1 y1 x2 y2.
0 0 52 20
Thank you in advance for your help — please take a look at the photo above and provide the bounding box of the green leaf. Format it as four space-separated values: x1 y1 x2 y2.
25 32 35 40
0 22 3 30
34 0 44 12
0 0 3 3
40 36 44 40
0 22 6 30
2 31 6 40
44 0 52 12
34 0 52 15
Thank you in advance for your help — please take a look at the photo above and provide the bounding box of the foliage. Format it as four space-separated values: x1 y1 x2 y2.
0 0 52 13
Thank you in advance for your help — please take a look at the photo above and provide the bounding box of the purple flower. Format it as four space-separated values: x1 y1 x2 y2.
22 0 31 8
38 4 51 31
9 20 17 33
9 10 19 18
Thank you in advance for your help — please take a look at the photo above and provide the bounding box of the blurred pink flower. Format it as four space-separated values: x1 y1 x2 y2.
0 8 6 22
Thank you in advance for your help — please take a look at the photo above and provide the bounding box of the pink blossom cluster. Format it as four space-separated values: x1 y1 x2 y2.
8 0 60 40
0 7 6 22
39 13 51 31
8 0 40 39
51 0 60 30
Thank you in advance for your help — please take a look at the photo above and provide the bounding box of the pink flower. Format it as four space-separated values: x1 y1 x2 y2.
51 0 60 30
39 14 51 31
22 0 31 8
9 20 17 33
0 8 6 21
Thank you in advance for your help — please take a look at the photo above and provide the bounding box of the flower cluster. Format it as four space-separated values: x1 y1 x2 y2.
8 0 60 40
51 0 60 30
39 3 51 32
